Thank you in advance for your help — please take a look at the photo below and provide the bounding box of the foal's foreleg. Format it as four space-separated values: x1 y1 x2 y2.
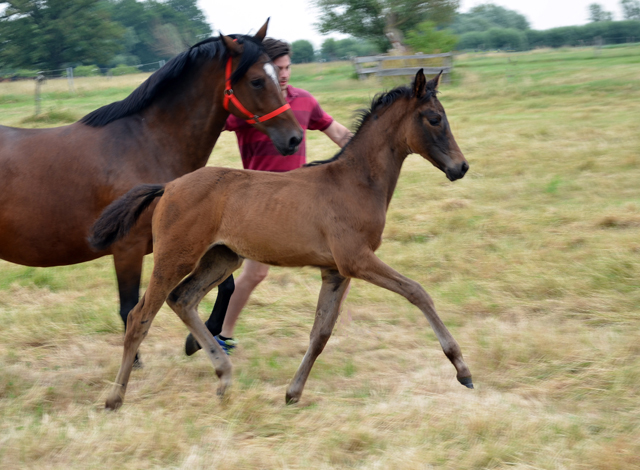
286 268 350 404
166 245 243 397
345 253 473 388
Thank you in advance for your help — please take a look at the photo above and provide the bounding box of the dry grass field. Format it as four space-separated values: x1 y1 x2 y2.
1 46 639 469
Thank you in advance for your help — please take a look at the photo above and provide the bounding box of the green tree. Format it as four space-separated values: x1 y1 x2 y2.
451 3 530 34
0 0 124 71
589 3 614 22
621 0 640 19
404 21 458 53
104 0 212 65
314 0 460 50
319 37 382 61
291 40 315 63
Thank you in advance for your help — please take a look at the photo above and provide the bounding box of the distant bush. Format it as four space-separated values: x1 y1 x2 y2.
405 21 458 53
110 64 140 76
74 65 101 77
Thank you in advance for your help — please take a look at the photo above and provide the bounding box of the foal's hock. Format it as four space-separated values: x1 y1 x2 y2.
91 69 473 410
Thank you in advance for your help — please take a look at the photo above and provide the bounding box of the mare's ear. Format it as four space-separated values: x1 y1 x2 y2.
254 18 270 42
221 34 244 57
413 68 426 98
426 70 443 92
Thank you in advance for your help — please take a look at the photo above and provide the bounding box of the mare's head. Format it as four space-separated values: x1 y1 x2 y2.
404 69 468 181
221 21 303 155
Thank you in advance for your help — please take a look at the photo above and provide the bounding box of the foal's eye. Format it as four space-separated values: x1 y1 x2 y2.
428 115 442 126
250 79 264 89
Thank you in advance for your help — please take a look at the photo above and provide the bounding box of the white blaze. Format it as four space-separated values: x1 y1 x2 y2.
264 63 278 86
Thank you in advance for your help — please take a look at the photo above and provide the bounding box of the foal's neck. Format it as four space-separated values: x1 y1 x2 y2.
337 100 411 207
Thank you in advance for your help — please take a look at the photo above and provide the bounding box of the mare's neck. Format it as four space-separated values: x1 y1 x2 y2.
336 101 410 208
137 62 228 176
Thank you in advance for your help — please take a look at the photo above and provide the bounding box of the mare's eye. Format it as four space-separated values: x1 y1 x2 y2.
250 79 264 89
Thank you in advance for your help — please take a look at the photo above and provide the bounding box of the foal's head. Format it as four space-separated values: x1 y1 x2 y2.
404 70 468 181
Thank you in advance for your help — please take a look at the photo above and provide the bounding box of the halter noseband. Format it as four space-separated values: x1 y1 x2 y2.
223 56 291 124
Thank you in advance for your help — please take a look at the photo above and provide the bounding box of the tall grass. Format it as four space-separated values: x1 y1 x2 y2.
1 46 639 469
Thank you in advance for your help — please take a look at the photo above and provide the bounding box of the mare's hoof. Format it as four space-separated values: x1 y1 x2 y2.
458 376 474 389
185 333 202 356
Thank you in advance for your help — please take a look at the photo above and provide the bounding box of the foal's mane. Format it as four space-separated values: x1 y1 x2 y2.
80 34 265 127
304 82 436 167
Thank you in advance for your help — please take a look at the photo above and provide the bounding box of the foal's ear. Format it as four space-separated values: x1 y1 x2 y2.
413 68 427 98
426 70 443 92
221 34 244 57
254 18 270 42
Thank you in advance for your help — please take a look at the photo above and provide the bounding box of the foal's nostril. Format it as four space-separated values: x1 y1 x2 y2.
461 161 469 175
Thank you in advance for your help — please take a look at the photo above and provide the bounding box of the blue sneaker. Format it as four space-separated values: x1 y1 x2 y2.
215 335 237 355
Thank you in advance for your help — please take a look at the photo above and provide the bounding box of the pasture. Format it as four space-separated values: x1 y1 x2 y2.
1 45 639 469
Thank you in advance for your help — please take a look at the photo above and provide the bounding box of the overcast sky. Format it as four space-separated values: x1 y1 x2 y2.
197 0 628 48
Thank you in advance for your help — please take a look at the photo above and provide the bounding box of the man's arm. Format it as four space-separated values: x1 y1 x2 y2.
323 121 353 148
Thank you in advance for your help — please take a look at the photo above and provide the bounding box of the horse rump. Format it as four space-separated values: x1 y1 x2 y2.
89 184 165 251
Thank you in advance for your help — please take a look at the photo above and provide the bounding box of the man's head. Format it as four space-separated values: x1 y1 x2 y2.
263 38 291 93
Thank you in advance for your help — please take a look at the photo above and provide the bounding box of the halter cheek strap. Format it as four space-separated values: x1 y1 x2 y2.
223 56 291 124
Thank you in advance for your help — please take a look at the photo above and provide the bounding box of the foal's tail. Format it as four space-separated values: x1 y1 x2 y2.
89 184 165 251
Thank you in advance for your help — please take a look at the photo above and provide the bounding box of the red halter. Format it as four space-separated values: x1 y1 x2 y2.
223 56 291 124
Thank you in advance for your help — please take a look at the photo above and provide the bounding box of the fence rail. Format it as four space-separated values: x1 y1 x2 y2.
353 52 453 81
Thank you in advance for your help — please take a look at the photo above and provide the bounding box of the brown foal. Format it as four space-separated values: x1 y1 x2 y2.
90 69 473 410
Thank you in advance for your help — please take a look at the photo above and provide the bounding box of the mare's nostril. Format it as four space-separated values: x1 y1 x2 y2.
461 161 469 175
289 135 301 150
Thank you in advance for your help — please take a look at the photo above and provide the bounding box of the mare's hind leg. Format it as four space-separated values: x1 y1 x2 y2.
286 268 350 404
113 243 147 368
166 245 243 397
184 274 235 356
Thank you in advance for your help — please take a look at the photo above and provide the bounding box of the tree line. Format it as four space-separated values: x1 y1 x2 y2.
2 0 640 77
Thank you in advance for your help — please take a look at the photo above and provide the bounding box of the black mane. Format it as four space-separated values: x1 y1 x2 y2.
305 82 436 167
80 34 266 127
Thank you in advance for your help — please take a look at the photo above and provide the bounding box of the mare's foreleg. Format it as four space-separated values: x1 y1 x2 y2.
167 245 243 397
184 274 235 356
113 243 147 368
286 268 350 404
342 252 473 388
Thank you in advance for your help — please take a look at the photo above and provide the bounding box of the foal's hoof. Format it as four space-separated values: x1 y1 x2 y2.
105 396 123 411
132 353 143 370
285 392 300 405
185 333 202 356
458 376 474 389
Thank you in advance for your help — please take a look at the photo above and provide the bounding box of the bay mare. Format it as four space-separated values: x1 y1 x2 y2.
0 21 303 360
90 69 473 410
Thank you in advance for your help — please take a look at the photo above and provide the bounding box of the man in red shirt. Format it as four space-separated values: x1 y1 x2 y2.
186 38 351 355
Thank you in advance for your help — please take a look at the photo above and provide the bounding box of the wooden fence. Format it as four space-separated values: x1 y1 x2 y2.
353 52 453 81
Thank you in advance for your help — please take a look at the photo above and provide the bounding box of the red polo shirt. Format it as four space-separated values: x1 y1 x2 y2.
225 85 333 172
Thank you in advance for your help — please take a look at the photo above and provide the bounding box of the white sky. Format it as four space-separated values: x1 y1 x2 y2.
197 0 628 48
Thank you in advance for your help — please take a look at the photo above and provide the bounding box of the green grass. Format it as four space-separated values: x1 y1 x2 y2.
1 45 639 469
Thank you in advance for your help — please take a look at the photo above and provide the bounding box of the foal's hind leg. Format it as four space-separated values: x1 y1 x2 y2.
166 245 243 397
286 268 350 404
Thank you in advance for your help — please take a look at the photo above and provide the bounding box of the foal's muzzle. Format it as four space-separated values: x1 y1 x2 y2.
445 161 469 181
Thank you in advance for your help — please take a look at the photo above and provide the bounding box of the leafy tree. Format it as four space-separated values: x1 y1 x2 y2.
291 40 315 63
319 37 382 61
621 0 640 19
589 3 614 22
404 21 458 53
451 3 530 34
0 0 124 71
104 0 212 65
314 0 460 50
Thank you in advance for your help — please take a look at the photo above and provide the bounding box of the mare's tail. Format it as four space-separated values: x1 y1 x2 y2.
89 184 165 251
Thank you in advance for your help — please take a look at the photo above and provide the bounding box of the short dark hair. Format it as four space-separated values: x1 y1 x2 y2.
262 38 291 61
